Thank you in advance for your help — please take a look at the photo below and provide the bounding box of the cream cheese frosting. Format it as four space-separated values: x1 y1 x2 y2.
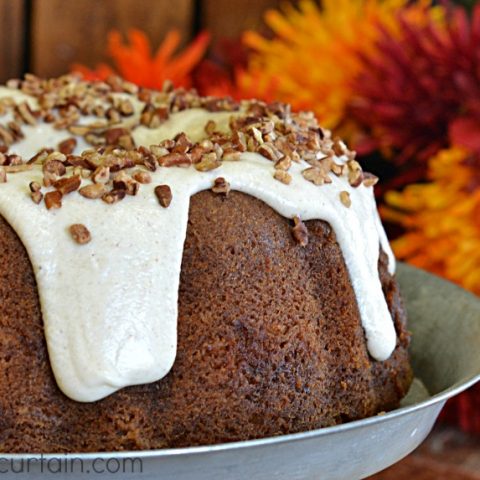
0 80 397 402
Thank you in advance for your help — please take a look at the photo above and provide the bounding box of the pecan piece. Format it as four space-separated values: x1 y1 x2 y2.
15 102 37 125
195 152 221 172
69 224 91 245
291 216 308 247
31 191 43 204
29 181 41 192
58 137 77 155
112 171 139 196
79 183 107 199
302 167 332 186
339 191 351 208
132 170 152 184
45 191 62 210
54 175 81 195
158 152 191 168
102 189 126 204
362 172 379 187
211 177 230 196
92 166 110 184
273 170 292 185
154 185 172 208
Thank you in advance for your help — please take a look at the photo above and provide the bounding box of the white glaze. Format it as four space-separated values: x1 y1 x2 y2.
0 87 396 402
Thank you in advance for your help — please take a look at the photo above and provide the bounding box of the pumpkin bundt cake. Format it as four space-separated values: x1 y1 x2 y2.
0 75 412 452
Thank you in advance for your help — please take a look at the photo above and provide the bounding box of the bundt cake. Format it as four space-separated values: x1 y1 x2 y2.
0 74 412 452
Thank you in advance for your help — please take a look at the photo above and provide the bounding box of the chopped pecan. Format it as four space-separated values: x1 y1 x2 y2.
0 126 15 145
140 104 169 128
132 170 152 184
79 183 107 199
58 137 77 155
44 191 62 210
339 191 351 208
211 177 230 196
173 132 193 154
195 152 221 172
291 216 308 247
362 172 379 187
68 125 90 136
69 224 91 245
92 166 110 184
104 127 129 145
302 167 332 186
154 185 172 208
31 191 43 204
102 189 126 204
54 175 81 194
204 120 216 135
158 152 191 168
274 156 292 171
29 181 41 192
273 170 292 185
43 158 66 176
15 102 37 125
112 171 139 196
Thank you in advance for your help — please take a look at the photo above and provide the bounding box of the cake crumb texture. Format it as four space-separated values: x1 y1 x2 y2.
0 190 412 453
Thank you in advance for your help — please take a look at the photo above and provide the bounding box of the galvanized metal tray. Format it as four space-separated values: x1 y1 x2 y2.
3 263 480 480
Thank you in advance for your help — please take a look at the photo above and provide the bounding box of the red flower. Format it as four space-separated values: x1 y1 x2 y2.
350 4 480 172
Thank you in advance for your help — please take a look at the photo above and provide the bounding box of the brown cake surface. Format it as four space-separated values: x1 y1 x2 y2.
0 190 412 453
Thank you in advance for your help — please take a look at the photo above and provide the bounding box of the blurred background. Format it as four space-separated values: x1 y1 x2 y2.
0 0 275 81
1 0 479 477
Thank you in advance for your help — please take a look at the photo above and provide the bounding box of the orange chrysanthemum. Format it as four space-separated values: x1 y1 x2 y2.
383 147 480 295
73 29 210 89
240 0 442 130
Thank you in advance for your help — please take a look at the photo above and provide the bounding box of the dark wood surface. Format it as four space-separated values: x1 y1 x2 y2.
0 0 26 82
31 0 194 78
0 0 283 81
201 0 279 41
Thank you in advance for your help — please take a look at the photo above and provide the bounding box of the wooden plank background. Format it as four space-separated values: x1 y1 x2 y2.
0 0 281 82
0 0 26 81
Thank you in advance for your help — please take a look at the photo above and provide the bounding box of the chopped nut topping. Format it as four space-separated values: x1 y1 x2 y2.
274 156 292 171
58 137 77 155
102 189 126 204
302 167 332 186
0 73 382 212
69 224 91 245
204 120 216 135
291 216 308 247
79 183 107 199
29 181 41 192
347 159 363 187
195 152 221 172
340 191 351 208
15 102 36 125
274 170 292 185
44 190 62 210
158 152 191 168
211 177 230 195
54 174 81 194
92 165 110 184
112 170 139 196
31 190 43 204
363 173 379 187
132 170 151 184
154 184 172 208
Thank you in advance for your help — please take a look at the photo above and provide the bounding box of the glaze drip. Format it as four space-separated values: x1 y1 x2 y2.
0 86 396 402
